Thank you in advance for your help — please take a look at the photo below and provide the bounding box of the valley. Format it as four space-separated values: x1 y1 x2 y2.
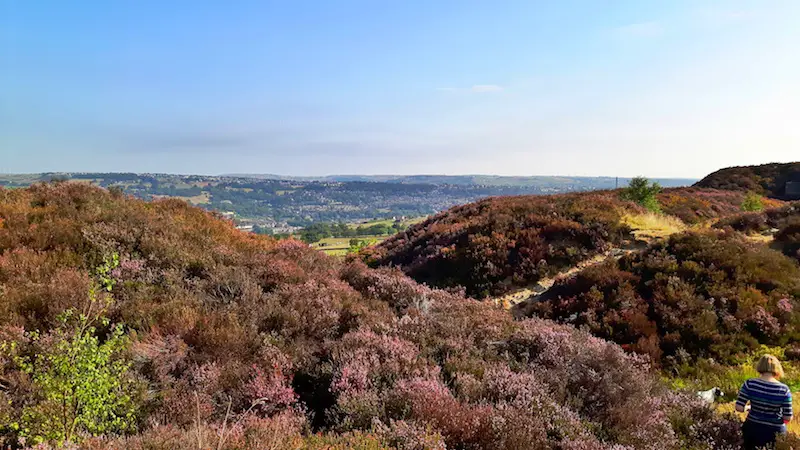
0 162 798 448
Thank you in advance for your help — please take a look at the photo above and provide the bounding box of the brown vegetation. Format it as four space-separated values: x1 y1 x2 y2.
0 183 744 449
362 192 636 298
523 231 800 366
694 162 800 199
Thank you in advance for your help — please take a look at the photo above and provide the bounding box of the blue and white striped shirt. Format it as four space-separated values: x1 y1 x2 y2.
736 378 793 429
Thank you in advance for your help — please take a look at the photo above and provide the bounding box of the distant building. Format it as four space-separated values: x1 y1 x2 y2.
787 181 800 199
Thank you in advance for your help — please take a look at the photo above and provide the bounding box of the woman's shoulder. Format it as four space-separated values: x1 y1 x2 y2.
746 378 791 392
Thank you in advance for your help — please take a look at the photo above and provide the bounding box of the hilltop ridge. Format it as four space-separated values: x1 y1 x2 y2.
694 161 800 199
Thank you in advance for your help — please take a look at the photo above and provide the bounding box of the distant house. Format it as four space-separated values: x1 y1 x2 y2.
787 181 800 199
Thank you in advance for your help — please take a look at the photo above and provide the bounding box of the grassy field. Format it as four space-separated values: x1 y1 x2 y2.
350 216 426 229
152 192 210 205
309 217 426 256
311 235 386 256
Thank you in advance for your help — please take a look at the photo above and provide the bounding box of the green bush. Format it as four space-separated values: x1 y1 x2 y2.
622 176 662 212
11 310 137 445
741 191 764 212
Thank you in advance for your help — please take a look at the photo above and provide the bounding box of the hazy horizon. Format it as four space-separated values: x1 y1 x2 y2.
0 170 704 180
4 1 799 178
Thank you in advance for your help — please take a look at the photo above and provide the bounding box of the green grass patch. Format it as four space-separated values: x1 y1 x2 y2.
311 235 388 256
666 345 800 404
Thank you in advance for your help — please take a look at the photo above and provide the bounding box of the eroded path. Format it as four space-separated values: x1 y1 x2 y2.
494 212 688 314
492 243 641 312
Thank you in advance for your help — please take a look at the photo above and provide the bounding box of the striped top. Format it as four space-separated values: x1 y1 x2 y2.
736 378 793 428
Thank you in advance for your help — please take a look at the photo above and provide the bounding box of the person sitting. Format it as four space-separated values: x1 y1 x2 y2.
736 354 793 450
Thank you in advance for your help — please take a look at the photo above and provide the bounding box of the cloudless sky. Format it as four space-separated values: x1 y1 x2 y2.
2 0 799 177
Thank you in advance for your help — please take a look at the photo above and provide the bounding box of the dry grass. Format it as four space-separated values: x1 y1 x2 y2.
745 234 775 244
622 212 687 241
717 396 800 434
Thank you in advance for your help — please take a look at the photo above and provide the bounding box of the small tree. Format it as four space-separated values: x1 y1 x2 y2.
13 313 136 445
741 191 764 212
347 239 375 255
7 254 137 445
622 177 662 212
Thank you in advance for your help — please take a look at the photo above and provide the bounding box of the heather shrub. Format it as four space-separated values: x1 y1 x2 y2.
373 420 446 450
657 187 764 225
362 192 632 298
666 396 743 450
715 212 769 234
72 410 307 450
525 231 800 365
775 216 800 262
695 162 800 199
715 202 799 235
0 183 751 448
776 432 800 450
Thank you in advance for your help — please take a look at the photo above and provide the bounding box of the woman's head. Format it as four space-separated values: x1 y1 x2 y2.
756 354 785 379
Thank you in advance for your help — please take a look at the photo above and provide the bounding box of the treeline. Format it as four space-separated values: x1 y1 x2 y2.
298 221 407 243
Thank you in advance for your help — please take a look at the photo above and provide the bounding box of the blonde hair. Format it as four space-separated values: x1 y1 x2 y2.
756 354 785 378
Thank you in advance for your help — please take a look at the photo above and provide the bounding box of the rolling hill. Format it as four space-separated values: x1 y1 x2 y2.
695 162 800 199
0 182 738 448
0 173 693 231
362 186 763 298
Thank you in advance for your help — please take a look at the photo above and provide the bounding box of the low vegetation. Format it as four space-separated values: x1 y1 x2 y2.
621 211 686 241
523 231 800 367
657 187 779 225
741 191 765 212
298 220 413 244
695 162 800 199
0 183 746 449
715 202 800 261
363 182 769 299
363 192 636 298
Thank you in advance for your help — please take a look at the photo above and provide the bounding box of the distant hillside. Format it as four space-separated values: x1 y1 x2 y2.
0 173 695 231
694 162 800 199
229 173 697 188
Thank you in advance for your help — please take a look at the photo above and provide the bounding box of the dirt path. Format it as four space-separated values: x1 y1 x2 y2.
492 241 643 311
493 212 737 316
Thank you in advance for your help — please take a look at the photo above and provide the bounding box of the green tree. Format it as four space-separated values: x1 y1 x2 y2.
347 239 376 254
13 313 136 445
741 191 764 212
622 177 662 212
8 255 137 445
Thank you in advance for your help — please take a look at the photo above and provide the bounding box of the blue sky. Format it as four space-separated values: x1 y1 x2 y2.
2 0 799 177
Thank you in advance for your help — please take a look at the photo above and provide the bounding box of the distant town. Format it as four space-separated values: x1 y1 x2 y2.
0 172 696 234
